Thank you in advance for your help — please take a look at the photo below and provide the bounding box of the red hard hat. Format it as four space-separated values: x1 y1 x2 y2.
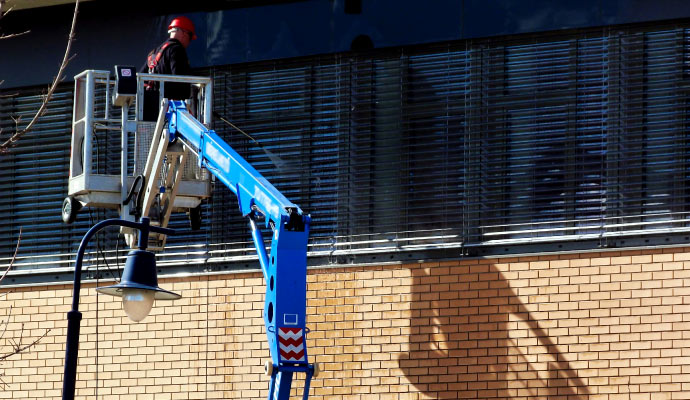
168 16 197 40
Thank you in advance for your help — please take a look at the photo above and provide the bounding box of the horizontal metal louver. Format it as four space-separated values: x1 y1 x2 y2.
466 29 690 246
0 85 76 263
208 26 690 258
2 21 690 282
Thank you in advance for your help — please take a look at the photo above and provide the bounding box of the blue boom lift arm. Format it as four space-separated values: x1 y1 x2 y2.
166 100 316 400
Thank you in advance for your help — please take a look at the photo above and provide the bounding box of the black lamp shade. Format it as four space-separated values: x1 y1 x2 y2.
96 250 181 300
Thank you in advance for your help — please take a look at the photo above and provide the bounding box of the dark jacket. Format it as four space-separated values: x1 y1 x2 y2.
141 38 192 120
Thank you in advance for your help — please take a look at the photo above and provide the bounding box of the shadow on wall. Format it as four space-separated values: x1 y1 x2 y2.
397 262 591 399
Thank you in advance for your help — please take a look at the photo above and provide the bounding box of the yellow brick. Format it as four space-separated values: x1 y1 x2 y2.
0 250 687 399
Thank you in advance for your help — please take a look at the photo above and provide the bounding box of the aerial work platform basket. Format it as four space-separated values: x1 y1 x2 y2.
64 68 213 248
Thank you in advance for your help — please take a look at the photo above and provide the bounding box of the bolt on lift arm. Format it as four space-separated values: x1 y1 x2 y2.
166 100 316 400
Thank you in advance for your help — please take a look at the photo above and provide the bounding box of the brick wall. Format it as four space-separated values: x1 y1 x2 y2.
0 247 688 399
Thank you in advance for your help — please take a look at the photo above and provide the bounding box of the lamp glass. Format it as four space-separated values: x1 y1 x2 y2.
122 288 155 322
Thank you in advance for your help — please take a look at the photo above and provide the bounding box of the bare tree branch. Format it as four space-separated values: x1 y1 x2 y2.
0 0 28 40
0 227 23 345
0 1 9 21
0 31 29 40
0 0 59 387
0 0 79 152
0 227 50 389
0 325 49 361
0 228 20 286
0 227 21 341
0 2 28 39
0 322 50 389
0 306 11 343
0 84 18 98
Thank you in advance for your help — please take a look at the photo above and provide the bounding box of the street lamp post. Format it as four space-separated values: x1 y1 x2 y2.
62 217 180 400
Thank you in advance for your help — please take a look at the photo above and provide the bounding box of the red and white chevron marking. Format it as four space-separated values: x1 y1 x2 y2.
278 327 305 362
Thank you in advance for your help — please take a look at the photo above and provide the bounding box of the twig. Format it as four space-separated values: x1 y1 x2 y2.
0 31 29 40
0 325 50 361
0 227 48 389
0 2 10 21
0 227 21 286
0 0 79 152
0 228 21 347
0 323 50 389
0 306 11 342
0 3 29 39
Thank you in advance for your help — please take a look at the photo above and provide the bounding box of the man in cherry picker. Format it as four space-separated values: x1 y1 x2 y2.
141 16 197 121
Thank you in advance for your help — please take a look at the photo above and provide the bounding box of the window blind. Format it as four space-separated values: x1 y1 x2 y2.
2 22 690 279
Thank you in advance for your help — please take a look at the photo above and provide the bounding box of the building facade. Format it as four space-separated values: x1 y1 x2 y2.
0 1 689 398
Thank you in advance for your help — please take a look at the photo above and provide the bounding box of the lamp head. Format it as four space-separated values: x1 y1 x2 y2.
96 250 180 322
